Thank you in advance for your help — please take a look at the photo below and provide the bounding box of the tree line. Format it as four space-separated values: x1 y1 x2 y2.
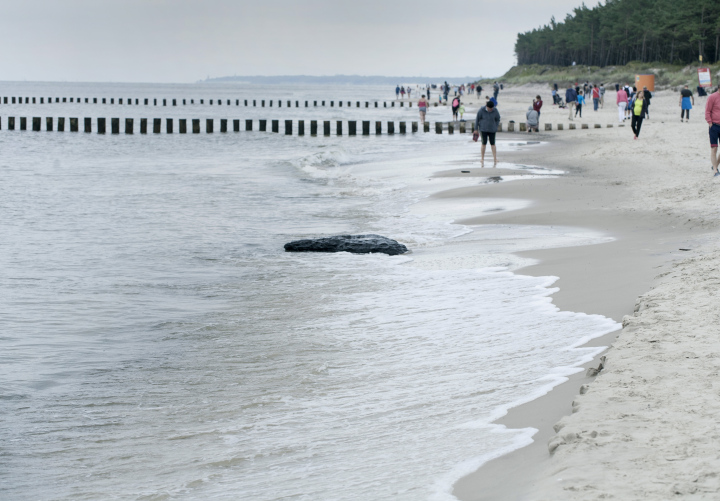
516 0 720 67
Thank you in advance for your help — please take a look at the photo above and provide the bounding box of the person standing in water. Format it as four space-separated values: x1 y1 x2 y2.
680 85 694 122
705 86 720 176
451 96 460 121
630 91 648 140
418 94 429 125
474 100 501 167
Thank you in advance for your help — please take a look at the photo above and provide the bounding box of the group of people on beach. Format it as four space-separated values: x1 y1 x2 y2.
614 84 653 139
561 82 606 119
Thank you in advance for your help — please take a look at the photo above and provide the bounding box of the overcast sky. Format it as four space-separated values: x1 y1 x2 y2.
2 0 587 83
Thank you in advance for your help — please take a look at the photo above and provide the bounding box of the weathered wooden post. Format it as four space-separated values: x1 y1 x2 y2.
348 121 357 136
32 97 36 103
392 102 395 107
545 123 552 131
179 119 187 133
3 97 7 103
365 102 369 108
70 118 78 132
356 101 360 108
519 123 527 132
400 102 404 107
272 120 279 133
10 97 14 103
310 120 318 135
152 118 160 133
111 118 119 134
569 123 576 130
412 122 418 133
8 117 14 131
581 124 589 129
118 98 121 104
277 100 281 107
336 121 343 135
507 122 515 132
32 117 41 131
362 121 370 135
557 124 564 130
399 122 406 134
285 120 292 135
244 100 248 106
305 101 308 107
459 122 466 133
233 119 240 132
144 99 148 105
40 97 44 103
64 98 68 103
140 118 148 134
287 100 291 107
594 124 601 128
192 119 200 133
20 117 27 130
46 117 53 132
497 123 503 132
55 117 65 132
200 99 204 104
172 99 176 106
97 118 105 134
253 100 257 106
245 119 253 131
220 119 227 133
259 120 267 132
314 101 317 106
167 118 174 133
607 124 613 128
423 122 430 132
84 117 91 133
323 121 330 136
125 118 133 134
206 119 214 133
262 100 265 107
376 121 382 134
93 98 97 103
375 102 378 108
322 101 325 106
448 122 454 134
298 120 305 136
295 101 299 107
183 99 186 105
435 122 442 134
388 122 395 134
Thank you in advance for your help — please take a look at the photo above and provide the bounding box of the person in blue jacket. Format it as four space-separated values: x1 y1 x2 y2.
575 91 585 118
565 84 577 120
396 85 400 100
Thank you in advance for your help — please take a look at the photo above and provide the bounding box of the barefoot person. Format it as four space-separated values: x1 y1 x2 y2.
417 94 428 124
680 85 694 122
475 100 501 167
705 86 720 176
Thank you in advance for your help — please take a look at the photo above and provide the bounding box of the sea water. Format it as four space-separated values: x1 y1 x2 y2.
0 82 619 500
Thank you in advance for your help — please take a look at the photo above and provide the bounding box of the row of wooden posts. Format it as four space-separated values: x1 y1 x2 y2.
0 117 621 134
1 96 424 108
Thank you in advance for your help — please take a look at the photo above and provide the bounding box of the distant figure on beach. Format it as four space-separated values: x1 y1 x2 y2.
427 87 431 100
400 86 406 99
475 100 501 167
629 91 648 140
459 104 465 120
486 95 497 108
396 85 400 99
599 84 606 108
407 87 412 99
617 86 629 123
705 86 720 176
533 95 543 117
418 95 428 124
575 91 584 118
451 96 460 121
592 85 600 111
698 86 708 97
551 88 557 104
493 82 500 99
680 85 694 122
526 106 539 133
643 86 652 119
476 85 482 98
444 81 449 101
565 84 577 120
615 83 620 92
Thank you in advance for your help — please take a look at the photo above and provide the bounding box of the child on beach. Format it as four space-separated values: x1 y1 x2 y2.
459 104 465 120
575 91 584 118
418 95 428 124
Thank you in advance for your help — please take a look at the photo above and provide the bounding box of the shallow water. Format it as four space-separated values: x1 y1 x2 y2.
0 82 619 500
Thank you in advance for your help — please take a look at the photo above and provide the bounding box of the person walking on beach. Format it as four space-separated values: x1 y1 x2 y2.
680 85 694 122
526 106 539 133
400 86 406 99
418 94 429 125
459 103 465 121
451 96 460 121
566 84 577 119
476 85 482 98
474 100 501 167
493 81 499 99
599 84 606 108
705 86 720 176
642 86 652 119
396 85 400 100
592 85 600 111
407 87 412 99
630 91 648 140
575 91 584 118
617 85 628 123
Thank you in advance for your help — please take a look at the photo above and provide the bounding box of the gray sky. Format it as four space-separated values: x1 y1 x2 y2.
2 0 586 83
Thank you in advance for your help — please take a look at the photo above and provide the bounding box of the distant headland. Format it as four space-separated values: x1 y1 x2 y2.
201 75 482 85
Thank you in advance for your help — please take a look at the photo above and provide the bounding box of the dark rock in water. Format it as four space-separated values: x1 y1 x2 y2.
284 234 408 256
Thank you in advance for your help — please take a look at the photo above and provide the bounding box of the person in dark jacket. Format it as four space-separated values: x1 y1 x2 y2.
565 85 578 120
629 92 649 139
474 100 501 167
642 86 652 119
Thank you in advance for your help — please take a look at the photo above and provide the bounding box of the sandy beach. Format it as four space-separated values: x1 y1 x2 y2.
435 84 720 499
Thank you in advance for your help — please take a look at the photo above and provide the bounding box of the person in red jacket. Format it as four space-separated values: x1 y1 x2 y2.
706 86 720 177
533 95 543 118
592 85 601 111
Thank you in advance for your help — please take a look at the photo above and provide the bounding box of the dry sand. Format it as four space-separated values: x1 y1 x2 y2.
437 85 720 500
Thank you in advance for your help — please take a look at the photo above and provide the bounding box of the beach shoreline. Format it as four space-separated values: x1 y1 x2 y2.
423 86 719 499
